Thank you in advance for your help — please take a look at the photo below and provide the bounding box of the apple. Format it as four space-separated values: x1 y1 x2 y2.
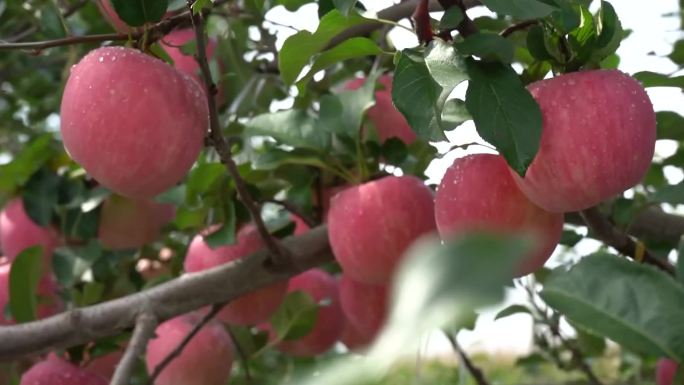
86 349 123 380
435 154 563 276
0 261 61 324
274 268 345 357
327 176 436 284
96 0 137 34
146 315 233 385
344 75 417 144
340 319 374 352
657 359 679 385
60 46 208 199
98 195 175 250
184 224 287 325
161 29 217 84
20 355 107 385
511 69 656 213
338 274 388 341
292 215 310 235
0 198 59 263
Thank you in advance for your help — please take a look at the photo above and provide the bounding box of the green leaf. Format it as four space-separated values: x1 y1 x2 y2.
22 168 60 226
270 291 319 341
296 37 382 92
277 0 312 11
441 98 471 129
186 163 225 196
479 0 558 19
591 1 623 61
650 182 684 205
657 111 684 141
318 72 379 137
465 59 542 176
191 0 212 13
110 0 168 27
0 134 54 193
540 253 684 360
333 0 357 16
455 32 515 63
526 25 553 61
560 229 583 247
669 39 684 66
149 42 175 65
381 138 408 165
575 326 607 356
252 148 331 171
204 201 237 249
279 10 370 85
677 237 684 287
494 304 531 320
440 7 464 30
80 282 105 307
246 110 330 150
9 247 44 323
633 71 684 89
393 43 468 141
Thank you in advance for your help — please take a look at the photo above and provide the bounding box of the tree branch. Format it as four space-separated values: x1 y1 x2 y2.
187 0 291 268
0 225 331 361
110 312 157 385
499 20 539 37
444 332 490 385
580 206 675 275
147 303 225 384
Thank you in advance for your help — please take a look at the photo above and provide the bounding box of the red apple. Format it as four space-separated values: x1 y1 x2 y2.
344 75 417 144
274 269 345 357
60 46 208 199
0 261 61 324
146 315 233 385
327 176 436 284
435 154 563 276
0 198 59 263
86 349 123 380
292 215 310 235
657 359 679 385
161 29 217 84
340 319 374 352
98 195 174 250
511 69 656 213
20 355 107 385
338 274 388 341
184 224 287 325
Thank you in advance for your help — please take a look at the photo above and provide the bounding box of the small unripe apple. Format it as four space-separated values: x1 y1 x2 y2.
338 274 388 341
98 195 174 250
344 75 417 144
146 315 233 385
184 224 287 325
0 198 59 263
60 46 208 199
657 359 679 385
327 176 436 284
0 261 61 324
20 355 107 385
435 154 563 276
511 69 656 213
274 269 345 357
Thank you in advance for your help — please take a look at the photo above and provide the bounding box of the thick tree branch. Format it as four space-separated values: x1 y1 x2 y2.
187 1 291 267
0 226 331 361
110 312 157 385
580 206 675 275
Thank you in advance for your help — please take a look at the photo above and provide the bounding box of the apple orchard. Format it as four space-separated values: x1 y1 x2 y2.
1 0 684 384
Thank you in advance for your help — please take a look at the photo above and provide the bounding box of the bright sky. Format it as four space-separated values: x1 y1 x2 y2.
266 0 684 357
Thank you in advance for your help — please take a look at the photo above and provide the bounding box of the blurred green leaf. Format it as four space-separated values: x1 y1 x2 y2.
657 111 684 140
495 304 531 320
465 59 542 176
318 71 379 137
541 253 684 361
650 182 684 205
246 110 330 150
9 247 44 323
333 0 357 16
110 0 168 27
634 71 684 89
204 200 237 249
270 291 319 341
439 7 464 30
22 168 60 226
456 32 515 63
0 134 54 193
479 0 557 19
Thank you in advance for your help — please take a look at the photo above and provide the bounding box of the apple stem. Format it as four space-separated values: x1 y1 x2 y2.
111 312 157 385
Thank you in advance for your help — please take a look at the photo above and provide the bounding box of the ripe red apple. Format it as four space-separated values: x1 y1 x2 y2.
327 176 436 284
0 261 61 324
60 46 208 199
161 29 217 84
340 319 374 351
657 359 679 385
86 349 123 379
146 315 233 385
20 355 107 385
0 198 59 263
338 274 388 341
98 195 175 250
435 154 563 276
344 75 417 144
511 69 656 213
274 269 345 357
292 215 310 235
184 224 287 325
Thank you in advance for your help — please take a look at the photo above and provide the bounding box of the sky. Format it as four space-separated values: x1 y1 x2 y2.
265 0 684 356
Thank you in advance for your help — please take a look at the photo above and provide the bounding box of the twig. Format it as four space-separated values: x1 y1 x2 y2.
444 332 490 385
499 20 539 37
110 312 157 385
580 206 675 275
261 199 318 228
226 326 252 383
147 303 226 384
187 0 292 268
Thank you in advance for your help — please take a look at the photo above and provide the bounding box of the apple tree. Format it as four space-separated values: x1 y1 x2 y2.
0 0 683 384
